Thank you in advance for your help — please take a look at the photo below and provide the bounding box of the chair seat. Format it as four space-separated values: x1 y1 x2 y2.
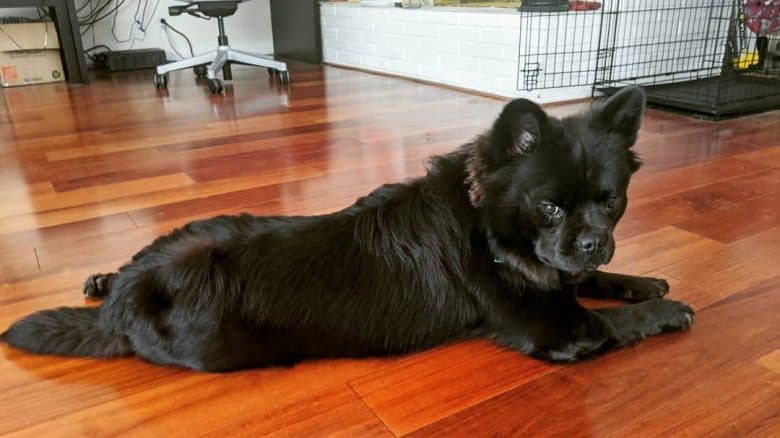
175 0 248 3
170 0 244 18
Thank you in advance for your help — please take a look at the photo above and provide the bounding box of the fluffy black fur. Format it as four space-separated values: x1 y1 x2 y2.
1 86 693 371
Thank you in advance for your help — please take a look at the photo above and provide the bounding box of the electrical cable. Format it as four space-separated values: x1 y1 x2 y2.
84 44 112 53
77 0 180 53
79 0 115 26
83 44 112 61
162 28 188 59
109 0 162 48
142 0 163 30
80 0 125 36
0 26 24 50
110 0 140 43
91 0 129 25
161 18 194 57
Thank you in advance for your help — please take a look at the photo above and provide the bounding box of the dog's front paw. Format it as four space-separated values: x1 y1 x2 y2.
594 298 694 347
623 276 669 301
641 298 694 335
524 313 617 363
528 337 613 363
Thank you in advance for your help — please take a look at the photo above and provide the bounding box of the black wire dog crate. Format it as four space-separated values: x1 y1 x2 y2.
517 0 780 118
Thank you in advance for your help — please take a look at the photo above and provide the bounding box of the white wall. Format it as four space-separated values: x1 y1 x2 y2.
321 3 594 102
0 8 40 19
320 2 732 103
1 1 274 62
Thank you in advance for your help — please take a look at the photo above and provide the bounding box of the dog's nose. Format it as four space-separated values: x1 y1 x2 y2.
576 233 601 253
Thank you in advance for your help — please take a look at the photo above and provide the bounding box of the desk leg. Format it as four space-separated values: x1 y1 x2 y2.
50 0 89 84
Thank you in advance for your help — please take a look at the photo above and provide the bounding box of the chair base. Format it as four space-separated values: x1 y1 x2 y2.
156 45 288 81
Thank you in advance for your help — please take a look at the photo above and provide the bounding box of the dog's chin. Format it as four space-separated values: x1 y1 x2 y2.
537 254 605 275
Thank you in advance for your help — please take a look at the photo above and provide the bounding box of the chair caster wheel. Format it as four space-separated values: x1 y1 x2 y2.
194 65 207 78
207 78 223 94
153 73 168 89
279 71 291 85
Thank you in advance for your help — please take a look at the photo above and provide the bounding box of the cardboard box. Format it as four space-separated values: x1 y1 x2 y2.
0 22 64 87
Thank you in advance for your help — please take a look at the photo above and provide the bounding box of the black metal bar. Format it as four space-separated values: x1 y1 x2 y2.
215 17 231 80
60 0 88 83
217 16 226 40
48 0 88 84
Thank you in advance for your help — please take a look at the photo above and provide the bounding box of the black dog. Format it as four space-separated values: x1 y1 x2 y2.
1 86 693 371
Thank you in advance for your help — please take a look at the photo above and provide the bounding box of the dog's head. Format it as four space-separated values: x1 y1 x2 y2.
467 86 645 284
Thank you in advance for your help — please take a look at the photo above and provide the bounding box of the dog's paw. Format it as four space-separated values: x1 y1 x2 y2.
642 298 694 335
83 273 112 298
522 313 618 363
623 276 669 301
529 336 615 363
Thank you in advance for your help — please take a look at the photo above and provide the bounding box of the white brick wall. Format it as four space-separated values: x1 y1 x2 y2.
320 3 727 103
321 4 562 100
321 3 590 102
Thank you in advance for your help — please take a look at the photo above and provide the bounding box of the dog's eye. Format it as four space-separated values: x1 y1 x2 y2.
539 203 562 218
606 196 621 210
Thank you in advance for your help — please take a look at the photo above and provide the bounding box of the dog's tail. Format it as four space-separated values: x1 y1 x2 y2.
0 307 133 358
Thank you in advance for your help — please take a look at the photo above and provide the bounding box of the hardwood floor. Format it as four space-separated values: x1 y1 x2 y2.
0 64 778 436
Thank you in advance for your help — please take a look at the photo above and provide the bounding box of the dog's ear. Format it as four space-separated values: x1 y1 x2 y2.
487 98 547 162
466 99 547 207
593 85 646 146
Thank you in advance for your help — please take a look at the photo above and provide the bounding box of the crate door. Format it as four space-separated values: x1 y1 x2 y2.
516 2 615 92
593 0 735 89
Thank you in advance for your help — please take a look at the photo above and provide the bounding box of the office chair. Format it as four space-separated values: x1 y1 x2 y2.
154 0 290 94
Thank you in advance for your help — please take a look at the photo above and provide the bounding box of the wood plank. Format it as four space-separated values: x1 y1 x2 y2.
0 169 323 235
200 385 393 438
634 126 780 173
606 226 723 275
617 168 780 240
0 213 137 251
348 340 558 436
126 158 424 228
43 96 490 162
657 226 780 301
627 156 769 201
0 357 390 437
674 190 780 243
0 173 195 218
407 372 595 437
638 270 718 310
0 248 39 282
735 144 780 168
33 226 160 274
757 348 780 377
0 263 116 314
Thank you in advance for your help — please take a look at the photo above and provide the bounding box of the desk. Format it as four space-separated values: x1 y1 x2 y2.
1 1 320 85
1 0 89 84
270 0 322 64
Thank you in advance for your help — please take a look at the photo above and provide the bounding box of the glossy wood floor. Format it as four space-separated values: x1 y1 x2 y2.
0 64 779 437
